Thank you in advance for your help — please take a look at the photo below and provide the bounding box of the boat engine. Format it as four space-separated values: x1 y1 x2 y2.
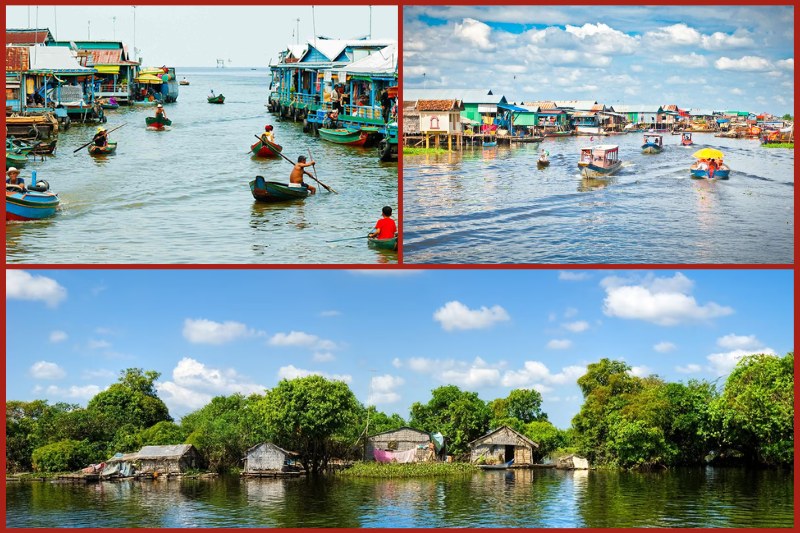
29 180 50 192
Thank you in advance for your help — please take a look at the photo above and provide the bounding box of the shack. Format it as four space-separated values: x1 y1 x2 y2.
242 442 302 476
469 425 538 466
365 426 443 462
135 444 202 474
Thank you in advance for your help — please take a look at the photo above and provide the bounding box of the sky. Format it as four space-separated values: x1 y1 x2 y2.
6 5 397 67
404 5 795 115
6 269 793 429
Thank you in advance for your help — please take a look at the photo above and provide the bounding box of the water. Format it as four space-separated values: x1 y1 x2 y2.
402 134 793 264
6 68 398 264
5 468 793 527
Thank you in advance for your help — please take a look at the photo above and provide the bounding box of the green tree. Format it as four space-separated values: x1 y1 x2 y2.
86 368 172 431
31 439 96 473
781 114 792 121
410 385 490 456
489 388 546 430
140 421 187 446
258 376 360 475
523 420 567 461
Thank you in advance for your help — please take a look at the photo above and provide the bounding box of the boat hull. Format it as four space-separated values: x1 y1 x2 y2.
249 176 309 202
145 116 172 129
208 95 225 104
578 160 622 178
641 143 663 154
482 142 497 147
6 189 59 221
318 128 368 146
250 139 283 158
690 167 730 180
368 237 398 251
88 141 118 155
537 160 550 168
6 153 27 169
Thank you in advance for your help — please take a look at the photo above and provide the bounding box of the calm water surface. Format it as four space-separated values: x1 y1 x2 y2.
403 134 793 263
5 468 793 527
6 68 398 264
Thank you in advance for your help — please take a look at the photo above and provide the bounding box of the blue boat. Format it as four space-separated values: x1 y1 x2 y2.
641 134 663 154
690 163 730 180
578 145 622 178
482 141 497 147
6 174 59 221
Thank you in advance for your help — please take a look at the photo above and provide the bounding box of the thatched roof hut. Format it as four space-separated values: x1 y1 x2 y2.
243 442 301 475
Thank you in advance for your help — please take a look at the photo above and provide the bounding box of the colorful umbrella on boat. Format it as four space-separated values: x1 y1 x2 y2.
692 148 724 160
135 73 164 84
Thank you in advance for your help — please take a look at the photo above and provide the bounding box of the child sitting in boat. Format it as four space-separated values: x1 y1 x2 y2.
288 155 317 195
369 206 398 240
6 167 26 191
261 125 275 144
93 127 109 148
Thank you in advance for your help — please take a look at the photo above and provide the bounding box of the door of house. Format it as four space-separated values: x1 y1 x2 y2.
504 445 515 463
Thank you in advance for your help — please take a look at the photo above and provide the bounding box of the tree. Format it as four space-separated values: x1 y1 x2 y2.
87 368 172 431
139 421 187 446
489 389 546 429
31 439 96 473
258 376 360 475
781 114 792 121
523 420 567 461
410 385 490 456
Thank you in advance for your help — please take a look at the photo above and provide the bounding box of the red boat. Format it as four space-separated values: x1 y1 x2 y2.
250 137 283 157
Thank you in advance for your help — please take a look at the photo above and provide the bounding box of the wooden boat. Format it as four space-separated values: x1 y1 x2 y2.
680 133 694 146
249 176 310 202
101 102 119 110
690 162 730 180
145 116 172 129
5 114 59 139
578 145 622 178
368 236 398 251
478 459 514 470
250 138 283 158
207 94 225 104
179 79 190 86
6 180 59 221
6 152 27 169
537 159 550 168
6 140 33 157
88 141 118 156
641 134 663 154
318 127 368 146
482 141 497 147
543 130 572 138
510 136 543 143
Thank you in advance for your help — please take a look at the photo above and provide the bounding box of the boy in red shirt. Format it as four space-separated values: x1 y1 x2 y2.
369 206 397 240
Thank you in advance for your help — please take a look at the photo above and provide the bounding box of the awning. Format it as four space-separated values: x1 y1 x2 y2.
94 65 120 75
135 73 163 84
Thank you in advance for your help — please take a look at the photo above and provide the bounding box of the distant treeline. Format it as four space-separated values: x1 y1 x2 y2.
6 353 793 475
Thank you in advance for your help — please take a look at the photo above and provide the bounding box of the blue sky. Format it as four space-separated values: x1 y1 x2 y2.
6 269 793 429
404 5 794 115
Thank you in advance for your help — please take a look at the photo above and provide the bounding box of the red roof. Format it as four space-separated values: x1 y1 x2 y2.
88 49 123 65
5 47 29 72
6 30 51 45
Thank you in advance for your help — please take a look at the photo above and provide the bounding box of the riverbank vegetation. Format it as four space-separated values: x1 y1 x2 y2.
762 143 794 148
6 353 793 476
402 147 450 155
340 462 478 478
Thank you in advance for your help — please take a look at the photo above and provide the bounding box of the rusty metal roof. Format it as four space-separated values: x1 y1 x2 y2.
6 29 53 45
6 47 29 72
416 99 463 112
88 49 123 65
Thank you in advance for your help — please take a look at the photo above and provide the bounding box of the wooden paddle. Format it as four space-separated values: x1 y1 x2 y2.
326 235 370 243
252 135 337 194
73 123 127 153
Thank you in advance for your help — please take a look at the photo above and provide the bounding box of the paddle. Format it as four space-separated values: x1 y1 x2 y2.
252 135 337 194
307 147 326 194
326 235 370 243
73 123 127 153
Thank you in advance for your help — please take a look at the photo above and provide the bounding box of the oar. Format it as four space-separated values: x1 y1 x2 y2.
73 123 127 153
253 135 338 194
308 147 325 193
326 235 369 243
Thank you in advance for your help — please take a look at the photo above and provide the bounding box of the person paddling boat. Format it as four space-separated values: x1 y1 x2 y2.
289 155 317 195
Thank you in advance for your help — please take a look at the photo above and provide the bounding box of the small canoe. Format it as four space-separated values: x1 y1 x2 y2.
6 184 59 221
482 141 497 147
101 103 119 110
368 236 398 251
250 138 283 158
690 163 730 180
32 139 58 155
179 80 190 86
208 94 225 104
6 152 27 169
146 116 172 129
318 127 368 146
88 141 118 156
537 159 550 168
478 460 515 470
249 176 309 202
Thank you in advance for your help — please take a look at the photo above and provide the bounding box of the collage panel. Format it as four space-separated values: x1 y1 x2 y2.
4 268 795 527
401 5 794 264
5 5 398 264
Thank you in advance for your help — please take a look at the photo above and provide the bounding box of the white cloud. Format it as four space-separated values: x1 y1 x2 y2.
564 22 639 54
454 18 493 50
563 320 589 333
776 58 794 70
183 318 260 345
433 300 510 331
392 357 403 368
676 363 702 374
701 29 755 50
664 52 708 68
629 365 652 378
501 361 585 388
563 307 578 318
319 310 341 317
49 330 68 343
601 273 733 326
30 361 66 380
7 270 67 308
547 339 572 350
368 374 405 405
403 357 502 389
653 341 677 353
441 366 501 388
45 384 102 400
559 271 590 282
269 331 337 351
88 339 112 350
276 364 352 384
715 56 773 72
312 351 335 363
157 357 265 411
717 333 761 350
707 334 775 376
645 23 701 46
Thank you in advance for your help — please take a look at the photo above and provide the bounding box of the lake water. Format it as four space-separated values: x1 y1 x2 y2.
5 468 793 527
402 134 793 264
6 68 398 264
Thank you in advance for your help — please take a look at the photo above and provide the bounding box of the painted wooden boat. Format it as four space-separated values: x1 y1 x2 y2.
641 134 663 154
250 138 283 158
208 94 225 104
482 141 497 147
6 152 27 169
6 140 33 157
690 163 730 180
478 459 515 470
31 139 58 155
537 159 550 168
6 183 59 221
88 141 118 156
318 127 368 146
145 116 172 129
179 80 190 86
101 103 119 110
680 133 694 146
249 176 310 202
368 236 398 251
578 145 622 178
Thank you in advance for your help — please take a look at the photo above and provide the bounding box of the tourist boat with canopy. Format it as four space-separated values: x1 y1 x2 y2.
578 145 622 178
641 134 663 153
690 148 730 179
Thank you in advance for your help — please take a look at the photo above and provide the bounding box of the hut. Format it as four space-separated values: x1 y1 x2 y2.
135 444 202 474
242 443 302 476
469 425 538 466
416 99 464 150
365 426 443 462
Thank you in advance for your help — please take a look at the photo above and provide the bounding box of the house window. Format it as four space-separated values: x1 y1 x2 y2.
429 116 440 130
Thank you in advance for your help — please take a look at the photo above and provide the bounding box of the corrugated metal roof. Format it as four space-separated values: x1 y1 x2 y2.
573 111 598 117
343 44 397 76
554 100 598 110
6 28 53 45
137 444 194 459
87 49 123 65
524 101 557 110
614 104 663 113
307 38 395 62
6 46 29 72
26 46 96 73
404 88 502 104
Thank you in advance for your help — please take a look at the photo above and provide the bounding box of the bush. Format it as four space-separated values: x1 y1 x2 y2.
31 440 95 473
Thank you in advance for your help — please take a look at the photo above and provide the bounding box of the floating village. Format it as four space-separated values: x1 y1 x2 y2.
5 27 398 253
403 89 794 180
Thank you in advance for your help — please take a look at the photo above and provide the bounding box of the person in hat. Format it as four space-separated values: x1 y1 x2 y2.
92 127 109 148
261 125 275 145
288 155 317 195
155 103 168 120
6 167 26 191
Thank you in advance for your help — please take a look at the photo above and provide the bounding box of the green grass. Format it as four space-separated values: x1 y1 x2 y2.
339 461 478 478
402 147 450 155
762 143 794 149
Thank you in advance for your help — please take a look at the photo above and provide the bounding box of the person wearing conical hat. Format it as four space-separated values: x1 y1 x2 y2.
92 126 109 148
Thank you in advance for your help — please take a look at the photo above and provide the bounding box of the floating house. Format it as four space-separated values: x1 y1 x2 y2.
243 443 302 476
469 425 539 466
49 41 140 104
365 426 444 462
135 444 202 474
404 89 507 129
416 99 464 150
614 105 665 128
496 102 541 136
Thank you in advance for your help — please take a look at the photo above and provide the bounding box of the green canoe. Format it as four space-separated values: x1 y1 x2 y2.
146 116 172 129
208 94 225 104
6 152 27 169
318 127 367 146
368 236 398 251
88 141 118 156
249 176 309 203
